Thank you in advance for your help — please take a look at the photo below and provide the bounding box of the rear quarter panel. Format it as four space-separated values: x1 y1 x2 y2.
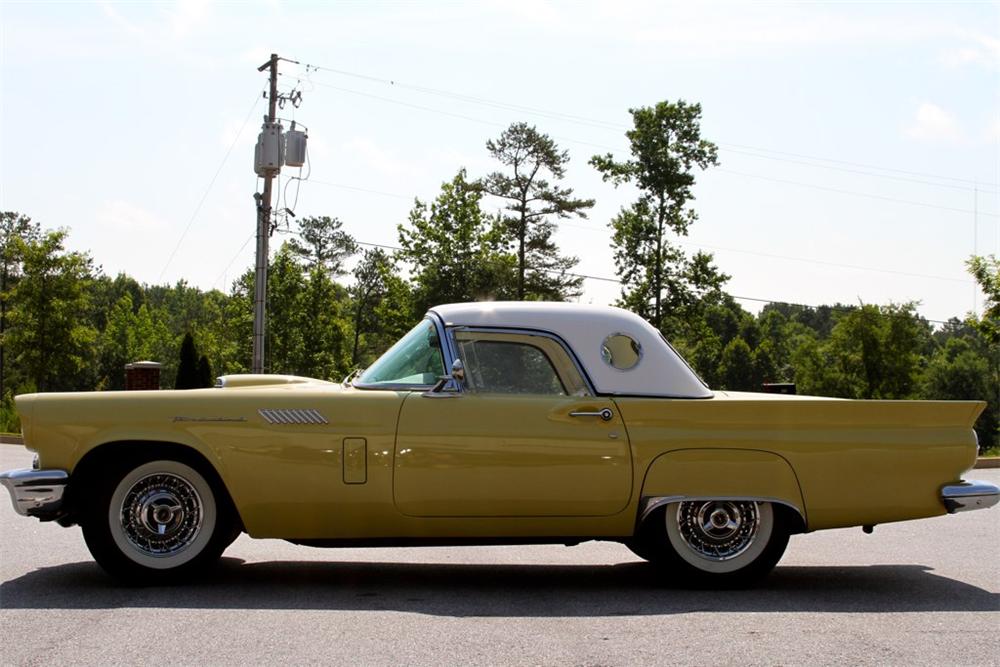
616 394 983 530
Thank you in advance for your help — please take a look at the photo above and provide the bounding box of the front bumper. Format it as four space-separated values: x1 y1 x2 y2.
941 480 1000 514
0 468 69 519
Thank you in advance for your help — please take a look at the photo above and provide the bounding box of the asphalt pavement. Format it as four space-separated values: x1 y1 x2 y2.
1 445 998 666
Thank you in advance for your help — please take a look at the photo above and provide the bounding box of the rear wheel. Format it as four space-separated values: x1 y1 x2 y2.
81 457 236 583
629 500 789 587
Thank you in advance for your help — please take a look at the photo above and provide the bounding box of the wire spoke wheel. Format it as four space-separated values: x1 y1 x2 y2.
664 499 777 576
105 460 219 571
675 500 761 561
119 472 204 558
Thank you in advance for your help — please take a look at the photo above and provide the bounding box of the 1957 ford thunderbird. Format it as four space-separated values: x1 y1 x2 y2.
2 302 997 585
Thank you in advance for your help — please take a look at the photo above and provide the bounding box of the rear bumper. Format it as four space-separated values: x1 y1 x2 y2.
941 480 1000 514
0 468 69 519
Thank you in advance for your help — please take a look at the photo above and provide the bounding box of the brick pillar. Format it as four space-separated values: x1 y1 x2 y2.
125 361 162 391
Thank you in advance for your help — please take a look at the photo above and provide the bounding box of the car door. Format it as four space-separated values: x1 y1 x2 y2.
393 328 632 517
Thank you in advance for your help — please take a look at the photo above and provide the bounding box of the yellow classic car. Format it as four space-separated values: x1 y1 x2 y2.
1 302 997 585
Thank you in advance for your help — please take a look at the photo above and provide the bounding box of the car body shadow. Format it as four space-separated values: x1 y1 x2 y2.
1 559 998 616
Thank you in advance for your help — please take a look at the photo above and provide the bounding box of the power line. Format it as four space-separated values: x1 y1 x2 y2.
719 141 996 190
719 146 985 193
292 64 623 131
159 93 261 282
291 62 996 192
212 232 255 289
715 168 999 218
309 179 412 200
301 78 998 218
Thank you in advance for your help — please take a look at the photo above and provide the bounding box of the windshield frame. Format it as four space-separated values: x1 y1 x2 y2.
352 314 452 391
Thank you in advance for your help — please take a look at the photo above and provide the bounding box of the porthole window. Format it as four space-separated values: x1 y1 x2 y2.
601 333 642 371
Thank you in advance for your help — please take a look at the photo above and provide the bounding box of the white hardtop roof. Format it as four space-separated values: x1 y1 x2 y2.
430 302 712 398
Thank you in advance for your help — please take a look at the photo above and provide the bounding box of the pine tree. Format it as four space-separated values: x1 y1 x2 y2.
482 123 593 300
196 355 213 388
175 333 200 389
591 101 727 334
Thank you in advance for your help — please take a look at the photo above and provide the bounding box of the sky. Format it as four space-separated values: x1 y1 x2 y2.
1 0 998 325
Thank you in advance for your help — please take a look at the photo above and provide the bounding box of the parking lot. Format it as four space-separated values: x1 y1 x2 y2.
1 445 997 666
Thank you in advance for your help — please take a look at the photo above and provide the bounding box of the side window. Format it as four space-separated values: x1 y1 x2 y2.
453 330 590 396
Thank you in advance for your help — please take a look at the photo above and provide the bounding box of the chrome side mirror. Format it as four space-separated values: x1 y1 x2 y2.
424 359 465 398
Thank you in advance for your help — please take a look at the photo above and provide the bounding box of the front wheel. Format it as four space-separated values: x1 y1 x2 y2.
629 500 789 587
81 458 235 583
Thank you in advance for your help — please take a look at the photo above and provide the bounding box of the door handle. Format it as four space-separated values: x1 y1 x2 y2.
569 408 614 422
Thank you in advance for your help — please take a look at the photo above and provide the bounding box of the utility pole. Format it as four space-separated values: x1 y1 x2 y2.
253 54 280 374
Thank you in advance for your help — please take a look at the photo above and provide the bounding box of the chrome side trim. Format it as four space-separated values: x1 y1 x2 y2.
258 408 328 425
0 468 69 517
941 480 1000 513
639 495 805 525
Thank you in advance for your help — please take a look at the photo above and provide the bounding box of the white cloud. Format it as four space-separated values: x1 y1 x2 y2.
940 33 1000 69
98 201 165 232
904 103 963 144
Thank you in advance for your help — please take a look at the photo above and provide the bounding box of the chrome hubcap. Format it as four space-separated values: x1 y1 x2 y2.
676 501 760 561
120 473 203 557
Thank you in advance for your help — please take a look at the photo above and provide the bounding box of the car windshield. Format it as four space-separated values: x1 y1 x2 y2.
355 318 445 387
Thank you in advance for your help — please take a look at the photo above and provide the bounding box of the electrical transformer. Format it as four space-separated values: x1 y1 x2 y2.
285 122 308 168
254 120 285 176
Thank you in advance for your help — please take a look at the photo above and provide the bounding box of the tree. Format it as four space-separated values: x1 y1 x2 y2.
0 212 40 399
5 230 97 392
482 123 593 300
966 254 1000 447
398 169 517 314
288 216 358 276
349 248 395 366
300 265 351 380
967 255 999 342
810 303 927 400
98 293 140 390
591 101 727 333
197 355 213 388
175 332 200 389
719 337 754 391
265 244 308 375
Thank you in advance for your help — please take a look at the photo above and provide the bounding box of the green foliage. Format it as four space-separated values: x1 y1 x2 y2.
0 391 19 433
349 248 413 367
288 216 358 276
482 122 593 300
967 255 1000 343
719 337 754 391
398 169 517 314
1 212 41 401
5 229 98 392
590 101 727 332
175 332 200 389
197 355 213 388
962 256 1000 449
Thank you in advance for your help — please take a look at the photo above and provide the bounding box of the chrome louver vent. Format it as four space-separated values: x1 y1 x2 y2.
258 409 328 425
